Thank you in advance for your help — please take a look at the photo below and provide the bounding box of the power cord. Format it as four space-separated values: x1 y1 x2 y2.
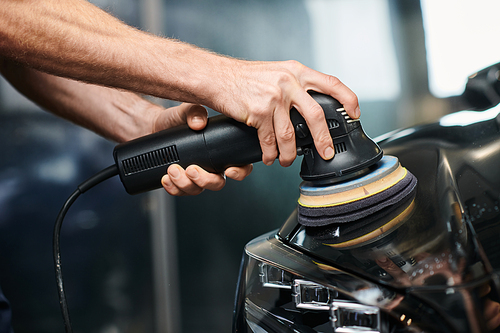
53 165 119 333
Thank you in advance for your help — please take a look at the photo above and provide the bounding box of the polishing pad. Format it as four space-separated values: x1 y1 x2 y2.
298 156 417 227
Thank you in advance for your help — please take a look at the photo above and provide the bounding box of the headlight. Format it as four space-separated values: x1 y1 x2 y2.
241 259 409 333
259 261 294 289
330 300 380 332
234 231 484 333
293 279 382 332
293 279 335 310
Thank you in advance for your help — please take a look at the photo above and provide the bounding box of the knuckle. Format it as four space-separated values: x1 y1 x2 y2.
341 92 358 107
180 182 203 195
204 176 225 191
259 131 277 147
316 132 333 146
279 124 295 142
164 185 182 196
308 103 326 120
266 85 284 104
212 180 225 191
284 59 303 72
245 108 268 128
326 75 342 88
277 71 295 87
192 177 208 188
190 173 215 190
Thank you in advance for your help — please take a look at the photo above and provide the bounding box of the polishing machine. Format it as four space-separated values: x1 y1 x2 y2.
53 91 416 333
112 91 384 194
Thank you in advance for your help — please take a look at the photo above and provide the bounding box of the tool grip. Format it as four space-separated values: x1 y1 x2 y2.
113 115 261 194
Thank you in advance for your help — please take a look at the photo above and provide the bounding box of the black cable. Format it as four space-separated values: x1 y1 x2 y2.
53 165 119 333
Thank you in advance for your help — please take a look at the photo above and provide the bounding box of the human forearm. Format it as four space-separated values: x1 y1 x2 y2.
0 57 158 142
0 0 227 107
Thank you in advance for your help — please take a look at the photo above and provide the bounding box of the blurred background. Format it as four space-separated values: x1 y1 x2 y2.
1 0 499 332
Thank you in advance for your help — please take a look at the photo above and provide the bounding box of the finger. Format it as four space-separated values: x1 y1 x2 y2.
292 90 334 160
185 104 209 131
301 69 360 119
487 313 500 331
161 174 188 196
225 164 253 181
256 120 278 166
485 300 500 330
273 106 296 167
162 164 204 196
485 300 500 319
154 103 208 132
185 165 226 191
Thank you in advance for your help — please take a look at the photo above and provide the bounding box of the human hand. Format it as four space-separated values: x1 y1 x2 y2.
486 298 500 330
153 103 253 196
479 284 500 331
212 60 360 167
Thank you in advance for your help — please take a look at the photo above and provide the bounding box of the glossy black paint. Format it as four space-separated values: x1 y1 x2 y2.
285 107 500 331
235 105 500 332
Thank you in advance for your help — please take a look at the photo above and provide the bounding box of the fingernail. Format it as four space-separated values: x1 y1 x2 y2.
162 175 173 187
378 257 388 263
186 167 199 179
169 165 180 179
226 169 238 179
324 146 334 159
354 106 361 119
191 116 205 124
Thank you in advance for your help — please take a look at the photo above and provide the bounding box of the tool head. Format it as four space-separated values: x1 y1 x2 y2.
292 92 383 185
293 94 416 230
297 155 418 227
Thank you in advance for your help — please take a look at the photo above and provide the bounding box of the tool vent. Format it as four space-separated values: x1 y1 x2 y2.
122 145 179 176
327 119 340 129
334 142 347 154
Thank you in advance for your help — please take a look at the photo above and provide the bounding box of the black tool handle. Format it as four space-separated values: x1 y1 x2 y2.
113 115 261 194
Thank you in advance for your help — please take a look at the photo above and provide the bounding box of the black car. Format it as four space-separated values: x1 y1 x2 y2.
232 66 500 333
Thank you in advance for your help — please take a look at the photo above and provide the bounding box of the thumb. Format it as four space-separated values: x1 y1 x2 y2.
154 103 208 132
